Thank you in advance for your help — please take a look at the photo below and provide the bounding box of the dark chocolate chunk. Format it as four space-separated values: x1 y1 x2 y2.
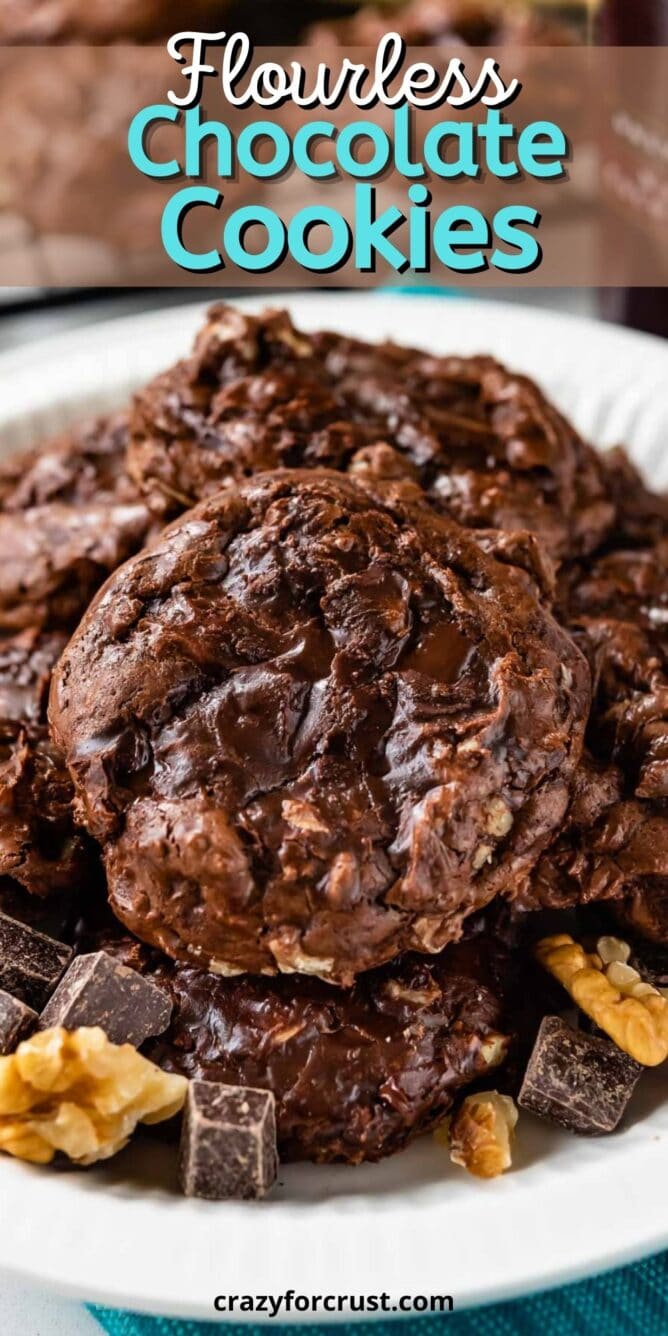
0 988 37 1054
179 1082 277 1200
519 1015 642 1134
39 950 172 1046
0 911 72 1009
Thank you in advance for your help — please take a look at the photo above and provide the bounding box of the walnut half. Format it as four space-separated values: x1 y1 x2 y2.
0 1027 187 1166
535 934 668 1067
448 1091 518 1179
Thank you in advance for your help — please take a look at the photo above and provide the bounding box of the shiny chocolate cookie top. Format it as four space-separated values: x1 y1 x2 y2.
52 470 589 983
128 304 614 562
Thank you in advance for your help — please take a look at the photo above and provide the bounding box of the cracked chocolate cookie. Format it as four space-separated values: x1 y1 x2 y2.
128 304 614 563
307 0 580 49
97 929 515 1164
0 0 229 41
615 880 668 945
0 626 97 896
0 414 151 632
526 755 668 915
530 476 668 940
52 470 589 983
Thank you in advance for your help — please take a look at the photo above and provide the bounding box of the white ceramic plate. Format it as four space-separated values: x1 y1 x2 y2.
0 294 666 1322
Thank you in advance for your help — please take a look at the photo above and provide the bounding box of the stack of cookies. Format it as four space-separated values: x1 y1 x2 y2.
1 303 667 1175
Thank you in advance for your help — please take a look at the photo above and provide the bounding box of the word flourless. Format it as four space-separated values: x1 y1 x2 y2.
166 31 521 112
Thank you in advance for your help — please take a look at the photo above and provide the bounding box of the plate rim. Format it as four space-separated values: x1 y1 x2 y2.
0 291 666 1320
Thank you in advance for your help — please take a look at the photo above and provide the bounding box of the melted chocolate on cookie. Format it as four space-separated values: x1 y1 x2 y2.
129 305 613 563
52 470 589 983
101 929 516 1164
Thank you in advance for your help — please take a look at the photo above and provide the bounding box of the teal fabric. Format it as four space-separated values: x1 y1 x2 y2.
90 1249 668 1336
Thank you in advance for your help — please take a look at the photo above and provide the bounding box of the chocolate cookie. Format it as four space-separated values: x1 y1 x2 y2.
0 414 151 631
0 414 150 896
532 480 668 939
52 470 589 983
527 756 668 914
615 880 668 946
100 930 515 1164
128 304 614 563
0 627 96 896
559 533 668 799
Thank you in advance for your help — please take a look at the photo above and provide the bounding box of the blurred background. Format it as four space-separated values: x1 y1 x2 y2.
0 0 665 341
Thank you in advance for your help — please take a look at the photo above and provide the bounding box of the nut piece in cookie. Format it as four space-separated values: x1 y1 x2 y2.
39 950 172 1047
51 471 589 983
519 1015 642 1134
128 303 613 561
179 1082 277 1201
0 911 72 1009
0 1026 186 1166
101 931 514 1165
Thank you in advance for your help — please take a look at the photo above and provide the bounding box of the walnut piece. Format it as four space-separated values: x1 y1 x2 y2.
0 1026 187 1165
448 1091 518 1179
484 797 513 838
605 961 640 991
597 936 631 966
535 934 668 1067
